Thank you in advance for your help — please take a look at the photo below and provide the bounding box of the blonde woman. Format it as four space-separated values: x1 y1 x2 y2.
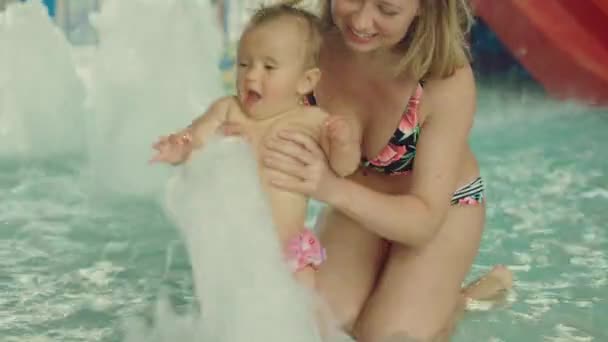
257 0 513 340
165 0 513 340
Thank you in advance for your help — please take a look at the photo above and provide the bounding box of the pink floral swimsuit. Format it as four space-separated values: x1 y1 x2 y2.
361 84 423 176
361 84 484 205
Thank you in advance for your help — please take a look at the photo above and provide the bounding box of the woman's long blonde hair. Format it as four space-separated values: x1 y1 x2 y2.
319 0 475 80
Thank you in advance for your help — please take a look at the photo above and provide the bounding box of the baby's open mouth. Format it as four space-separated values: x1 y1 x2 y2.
244 90 261 107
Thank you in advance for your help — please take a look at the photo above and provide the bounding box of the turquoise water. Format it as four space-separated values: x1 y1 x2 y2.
2 86 606 342
2 1 608 341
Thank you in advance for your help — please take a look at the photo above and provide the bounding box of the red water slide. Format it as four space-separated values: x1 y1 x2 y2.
473 0 608 106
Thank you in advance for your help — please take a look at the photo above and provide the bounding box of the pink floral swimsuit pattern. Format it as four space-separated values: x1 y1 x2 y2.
361 84 422 175
285 229 327 272
306 84 484 206
358 84 485 206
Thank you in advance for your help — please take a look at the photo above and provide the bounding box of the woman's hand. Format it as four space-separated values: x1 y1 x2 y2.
263 130 342 204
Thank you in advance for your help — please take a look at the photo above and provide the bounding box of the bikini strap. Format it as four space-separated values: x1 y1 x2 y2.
406 83 423 115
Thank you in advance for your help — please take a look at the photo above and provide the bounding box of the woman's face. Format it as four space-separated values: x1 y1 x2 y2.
330 0 419 53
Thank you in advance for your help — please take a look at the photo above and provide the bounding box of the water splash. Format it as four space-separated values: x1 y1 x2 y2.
2 0 347 340
126 137 353 342
0 0 224 197
0 0 86 158
83 0 224 197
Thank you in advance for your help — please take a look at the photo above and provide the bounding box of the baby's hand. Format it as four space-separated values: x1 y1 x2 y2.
150 130 193 165
324 116 356 147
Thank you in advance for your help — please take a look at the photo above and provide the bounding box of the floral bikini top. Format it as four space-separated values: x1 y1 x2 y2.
306 84 422 176
361 84 422 175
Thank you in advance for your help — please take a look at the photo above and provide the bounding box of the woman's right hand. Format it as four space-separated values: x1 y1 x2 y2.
263 130 343 204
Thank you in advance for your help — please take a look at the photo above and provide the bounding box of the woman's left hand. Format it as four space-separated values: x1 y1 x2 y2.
263 130 341 203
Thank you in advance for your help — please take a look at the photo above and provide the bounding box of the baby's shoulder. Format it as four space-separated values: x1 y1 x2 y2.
281 106 328 132
210 95 237 109
265 106 328 141
303 105 329 119
215 96 248 122
294 106 329 127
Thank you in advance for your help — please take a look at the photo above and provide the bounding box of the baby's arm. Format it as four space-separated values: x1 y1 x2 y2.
151 97 234 165
188 96 234 148
322 115 362 177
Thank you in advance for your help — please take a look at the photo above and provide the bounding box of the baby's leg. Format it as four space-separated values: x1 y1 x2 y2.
294 267 340 341
284 228 326 277
284 229 330 338
293 266 316 290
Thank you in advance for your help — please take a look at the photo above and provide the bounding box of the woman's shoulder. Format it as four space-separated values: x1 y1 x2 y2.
422 64 474 94
264 106 328 138
419 64 476 120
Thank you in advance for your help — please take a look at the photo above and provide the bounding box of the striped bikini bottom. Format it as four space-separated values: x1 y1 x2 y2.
450 177 485 206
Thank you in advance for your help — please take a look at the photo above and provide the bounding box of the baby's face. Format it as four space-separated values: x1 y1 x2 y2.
236 18 311 118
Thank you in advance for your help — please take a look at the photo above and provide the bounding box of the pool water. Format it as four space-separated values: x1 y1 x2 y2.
1 1 608 341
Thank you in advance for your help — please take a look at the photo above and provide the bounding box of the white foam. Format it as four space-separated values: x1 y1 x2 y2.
0 0 86 158
123 137 353 342
579 188 608 199
167 137 322 341
83 0 224 197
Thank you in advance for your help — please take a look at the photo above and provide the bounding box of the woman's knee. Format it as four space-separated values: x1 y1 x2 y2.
354 206 486 342
316 258 379 333
314 209 386 333
355 326 435 342
334 297 367 333
354 316 452 342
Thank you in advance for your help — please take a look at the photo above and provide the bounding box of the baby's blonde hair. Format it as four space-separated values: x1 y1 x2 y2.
319 0 475 80
245 3 323 69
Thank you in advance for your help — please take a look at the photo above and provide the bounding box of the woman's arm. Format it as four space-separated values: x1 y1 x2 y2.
330 66 477 246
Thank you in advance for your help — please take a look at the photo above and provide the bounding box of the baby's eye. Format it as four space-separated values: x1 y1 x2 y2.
264 65 276 70
238 62 248 67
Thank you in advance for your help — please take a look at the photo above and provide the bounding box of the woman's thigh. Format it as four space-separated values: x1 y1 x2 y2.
354 204 485 341
314 206 386 331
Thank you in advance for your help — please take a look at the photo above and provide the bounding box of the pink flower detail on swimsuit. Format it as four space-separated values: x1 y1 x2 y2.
399 107 418 134
285 230 326 272
370 144 408 167
458 197 479 205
